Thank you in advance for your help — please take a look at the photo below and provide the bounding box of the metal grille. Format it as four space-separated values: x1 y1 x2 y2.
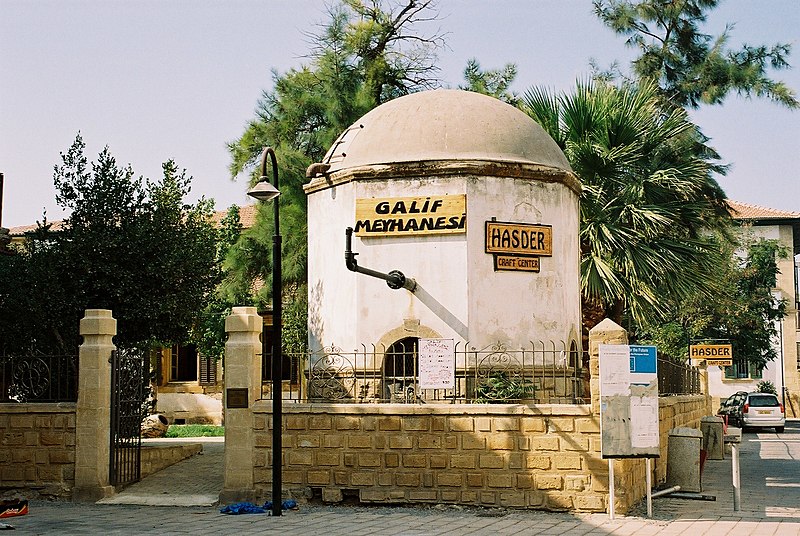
657 357 701 395
109 347 147 487
275 339 587 404
0 353 78 402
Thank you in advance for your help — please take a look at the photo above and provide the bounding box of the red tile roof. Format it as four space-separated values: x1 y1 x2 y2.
209 204 257 229
8 204 258 236
727 200 800 221
8 220 66 236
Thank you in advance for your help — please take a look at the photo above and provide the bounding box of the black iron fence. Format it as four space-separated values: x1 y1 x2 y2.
262 340 588 405
657 357 701 395
0 353 78 402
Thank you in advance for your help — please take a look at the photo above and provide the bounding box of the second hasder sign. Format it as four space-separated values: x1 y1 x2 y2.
485 221 552 256
690 344 733 367
690 344 732 358
354 195 466 237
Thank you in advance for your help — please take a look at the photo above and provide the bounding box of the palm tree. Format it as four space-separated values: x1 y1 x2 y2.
520 80 731 329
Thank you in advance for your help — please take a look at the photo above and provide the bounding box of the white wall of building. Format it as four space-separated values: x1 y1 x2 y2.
307 170 581 359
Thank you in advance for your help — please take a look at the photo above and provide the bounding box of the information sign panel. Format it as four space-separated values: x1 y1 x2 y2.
600 344 660 458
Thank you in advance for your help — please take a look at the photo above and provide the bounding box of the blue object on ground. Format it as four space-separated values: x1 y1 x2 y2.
262 499 298 511
219 502 267 514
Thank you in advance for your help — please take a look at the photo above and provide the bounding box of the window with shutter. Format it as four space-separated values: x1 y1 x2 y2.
199 355 217 385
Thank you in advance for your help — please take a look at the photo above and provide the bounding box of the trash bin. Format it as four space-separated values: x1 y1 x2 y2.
666 427 703 492
700 416 725 460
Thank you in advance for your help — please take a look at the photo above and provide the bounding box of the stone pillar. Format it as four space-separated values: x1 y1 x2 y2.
219 306 262 504
587 318 628 416
697 362 709 396
73 309 116 502
588 318 629 515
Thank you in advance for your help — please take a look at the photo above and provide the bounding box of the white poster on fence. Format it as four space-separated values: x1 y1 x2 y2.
418 338 455 389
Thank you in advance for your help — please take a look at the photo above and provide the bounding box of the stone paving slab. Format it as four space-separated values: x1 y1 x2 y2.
7 501 800 535
98 437 223 507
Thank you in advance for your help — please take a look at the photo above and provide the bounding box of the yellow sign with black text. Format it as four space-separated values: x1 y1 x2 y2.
354 195 466 237
494 255 540 272
690 344 733 366
485 221 552 256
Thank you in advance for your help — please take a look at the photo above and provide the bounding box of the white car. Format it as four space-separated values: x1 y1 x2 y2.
732 392 785 433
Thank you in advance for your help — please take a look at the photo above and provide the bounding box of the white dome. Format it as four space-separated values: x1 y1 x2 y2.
319 89 572 174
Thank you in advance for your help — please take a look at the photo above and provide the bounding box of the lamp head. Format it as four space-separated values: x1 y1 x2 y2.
247 180 281 202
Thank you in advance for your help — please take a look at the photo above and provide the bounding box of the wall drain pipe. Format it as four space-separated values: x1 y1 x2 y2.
345 227 416 291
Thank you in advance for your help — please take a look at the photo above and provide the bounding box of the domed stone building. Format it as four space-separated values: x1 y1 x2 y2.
304 89 582 401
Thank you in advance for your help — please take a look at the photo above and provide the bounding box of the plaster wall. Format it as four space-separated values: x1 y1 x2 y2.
774 225 799 397
352 176 468 347
156 391 222 425
465 175 580 347
307 170 580 358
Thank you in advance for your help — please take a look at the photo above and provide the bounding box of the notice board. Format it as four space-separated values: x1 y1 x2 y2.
599 344 660 458
418 338 455 389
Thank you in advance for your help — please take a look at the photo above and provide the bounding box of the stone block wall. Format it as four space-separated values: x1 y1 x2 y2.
253 403 609 512
0 404 76 498
252 395 710 514
226 317 714 514
140 443 202 479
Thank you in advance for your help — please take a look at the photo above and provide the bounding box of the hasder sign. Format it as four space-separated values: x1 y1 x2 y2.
690 344 733 366
354 195 466 237
485 221 552 256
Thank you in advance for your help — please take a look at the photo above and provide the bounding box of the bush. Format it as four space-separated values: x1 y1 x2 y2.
165 424 224 438
757 380 777 395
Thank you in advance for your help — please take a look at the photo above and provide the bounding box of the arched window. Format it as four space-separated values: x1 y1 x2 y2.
382 337 418 402
383 337 418 378
569 340 580 369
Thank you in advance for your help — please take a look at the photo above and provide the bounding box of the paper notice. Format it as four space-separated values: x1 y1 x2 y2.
599 344 631 397
418 338 455 389
630 394 659 448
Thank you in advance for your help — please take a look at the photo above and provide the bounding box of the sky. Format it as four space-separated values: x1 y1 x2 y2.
1 0 798 229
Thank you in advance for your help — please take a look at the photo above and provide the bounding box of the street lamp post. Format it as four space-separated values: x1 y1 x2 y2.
247 147 282 517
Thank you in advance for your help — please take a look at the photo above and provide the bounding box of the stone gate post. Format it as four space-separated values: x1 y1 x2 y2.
588 318 629 514
73 309 116 501
219 306 262 504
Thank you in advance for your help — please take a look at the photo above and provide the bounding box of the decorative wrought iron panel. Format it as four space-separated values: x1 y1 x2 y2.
0 353 78 402
307 347 357 402
109 347 147 487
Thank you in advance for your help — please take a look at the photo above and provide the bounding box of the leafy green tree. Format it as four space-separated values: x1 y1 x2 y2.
341 0 443 104
639 237 787 372
192 205 256 361
593 0 798 109
459 58 519 104
0 134 219 353
521 80 731 328
576 0 796 341
226 1 444 339
0 220 74 354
